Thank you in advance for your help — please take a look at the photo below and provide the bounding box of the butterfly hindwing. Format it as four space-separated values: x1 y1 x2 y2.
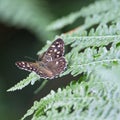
46 57 67 76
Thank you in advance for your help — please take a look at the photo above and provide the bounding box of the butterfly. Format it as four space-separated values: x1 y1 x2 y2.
15 38 67 79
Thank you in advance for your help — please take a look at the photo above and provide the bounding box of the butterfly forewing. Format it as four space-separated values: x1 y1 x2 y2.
15 61 54 79
15 38 67 79
41 38 65 63
15 61 39 73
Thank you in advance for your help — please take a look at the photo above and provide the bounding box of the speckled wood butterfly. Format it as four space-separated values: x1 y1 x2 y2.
15 38 67 79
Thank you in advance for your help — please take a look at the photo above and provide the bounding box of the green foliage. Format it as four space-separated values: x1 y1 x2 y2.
7 72 40 91
47 0 120 31
21 71 120 120
7 0 120 119
0 0 56 40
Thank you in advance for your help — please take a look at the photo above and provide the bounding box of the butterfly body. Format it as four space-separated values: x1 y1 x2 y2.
15 38 67 79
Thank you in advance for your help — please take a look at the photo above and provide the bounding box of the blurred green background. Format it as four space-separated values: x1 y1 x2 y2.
0 0 94 119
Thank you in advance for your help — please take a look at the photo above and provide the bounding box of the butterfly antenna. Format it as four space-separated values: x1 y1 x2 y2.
24 56 36 61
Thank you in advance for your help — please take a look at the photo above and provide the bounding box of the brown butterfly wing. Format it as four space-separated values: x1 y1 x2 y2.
46 57 67 77
15 38 67 79
15 61 54 79
40 38 65 63
15 61 39 72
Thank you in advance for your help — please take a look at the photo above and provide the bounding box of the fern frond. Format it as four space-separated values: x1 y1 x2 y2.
38 23 120 78
21 101 39 120
47 0 120 31
21 91 54 120
61 22 120 48
7 72 40 91
63 45 120 77
10 22 120 91
9 0 120 119
22 72 120 120
24 23 120 119
32 22 120 85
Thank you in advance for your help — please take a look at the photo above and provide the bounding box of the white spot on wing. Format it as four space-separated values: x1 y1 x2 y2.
48 53 51 55
51 45 55 47
57 51 60 54
57 45 61 48
49 49 53 52
22 65 26 68
21 62 25 65
54 49 57 52
26 64 30 67
57 55 60 57
56 61 59 65
29 67 33 70
33 68 36 71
